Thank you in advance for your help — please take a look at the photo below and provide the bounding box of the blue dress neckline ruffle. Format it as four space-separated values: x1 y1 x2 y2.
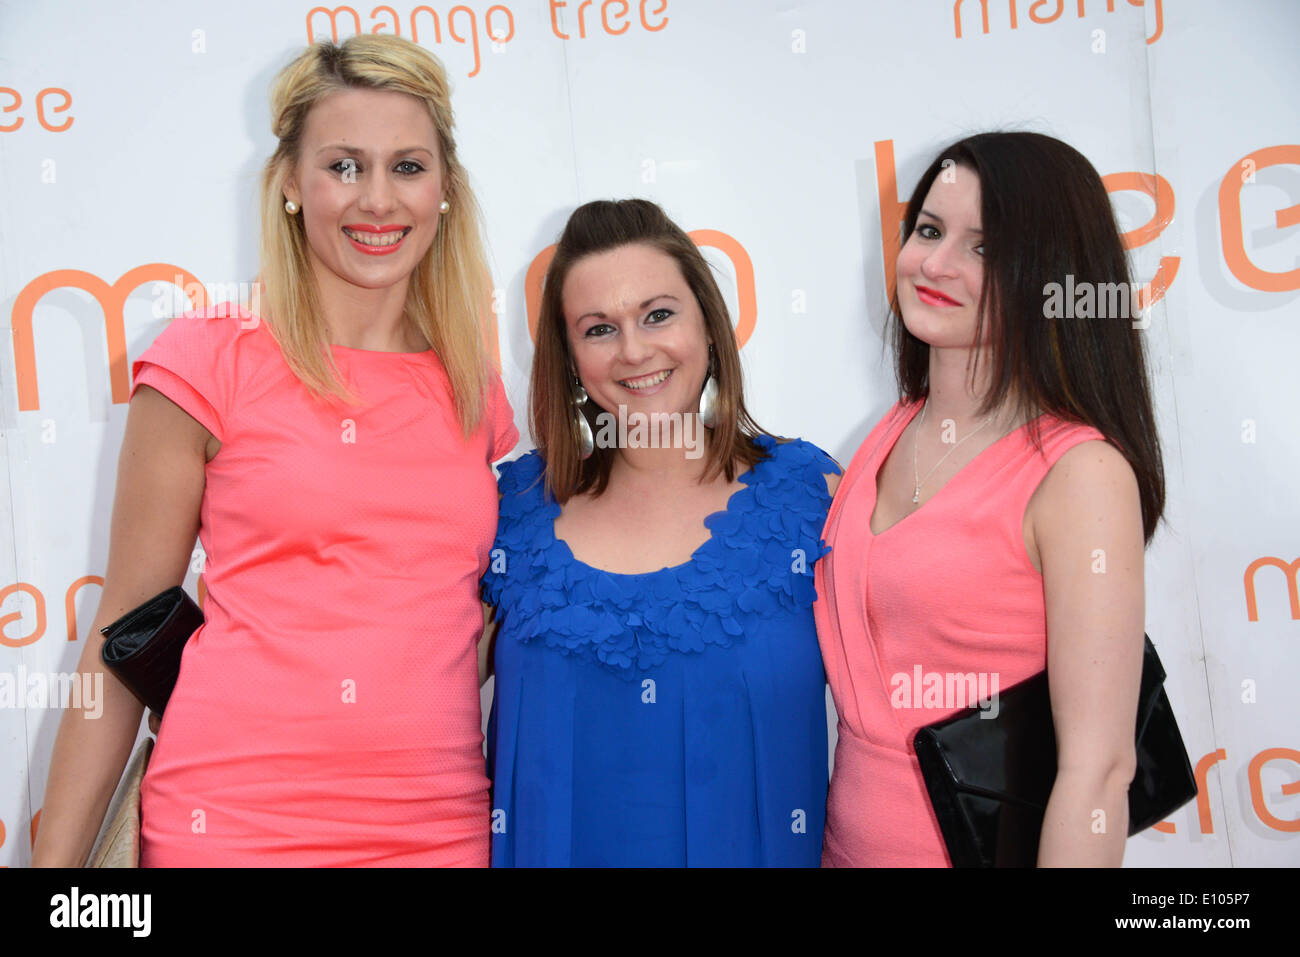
483 435 839 676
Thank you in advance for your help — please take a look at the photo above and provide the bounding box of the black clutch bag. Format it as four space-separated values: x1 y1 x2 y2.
912 634 1197 867
100 586 203 715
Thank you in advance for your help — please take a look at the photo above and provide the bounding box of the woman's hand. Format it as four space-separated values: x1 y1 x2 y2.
31 385 209 867
1027 439 1146 867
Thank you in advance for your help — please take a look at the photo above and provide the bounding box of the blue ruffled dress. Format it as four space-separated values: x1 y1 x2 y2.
482 436 840 867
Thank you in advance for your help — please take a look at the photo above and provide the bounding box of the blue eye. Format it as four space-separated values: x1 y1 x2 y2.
328 159 426 177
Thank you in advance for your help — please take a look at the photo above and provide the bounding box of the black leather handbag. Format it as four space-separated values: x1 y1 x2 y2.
913 634 1197 867
99 586 203 715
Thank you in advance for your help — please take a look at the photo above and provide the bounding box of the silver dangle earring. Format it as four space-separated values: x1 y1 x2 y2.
698 345 719 429
573 377 595 460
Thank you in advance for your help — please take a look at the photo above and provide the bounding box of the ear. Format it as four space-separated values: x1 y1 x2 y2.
283 174 301 207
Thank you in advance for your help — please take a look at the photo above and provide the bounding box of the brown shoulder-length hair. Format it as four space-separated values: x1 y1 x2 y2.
532 199 771 503
888 131 1165 542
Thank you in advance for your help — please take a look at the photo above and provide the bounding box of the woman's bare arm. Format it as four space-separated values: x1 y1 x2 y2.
31 385 211 866
1029 440 1146 867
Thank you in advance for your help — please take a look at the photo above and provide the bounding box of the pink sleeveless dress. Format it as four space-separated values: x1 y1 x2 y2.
815 400 1105 867
132 304 517 866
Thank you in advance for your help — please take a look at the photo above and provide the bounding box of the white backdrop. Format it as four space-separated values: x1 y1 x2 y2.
1 0 1297 867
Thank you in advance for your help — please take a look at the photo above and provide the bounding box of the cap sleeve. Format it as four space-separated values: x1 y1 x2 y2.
480 449 544 608
131 305 251 440
754 436 842 501
486 369 520 463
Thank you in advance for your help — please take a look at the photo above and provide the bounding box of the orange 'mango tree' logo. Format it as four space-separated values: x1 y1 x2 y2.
10 266 208 414
1219 146 1300 292
304 2 670 77
1244 556 1300 623
953 0 1165 45
0 87 73 132
306 4 517 77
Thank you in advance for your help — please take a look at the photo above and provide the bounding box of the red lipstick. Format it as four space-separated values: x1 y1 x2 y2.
914 285 961 307
342 224 410 256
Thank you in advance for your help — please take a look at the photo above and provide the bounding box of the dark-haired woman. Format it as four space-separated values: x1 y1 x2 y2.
817 132 1164 867
481 199 840 866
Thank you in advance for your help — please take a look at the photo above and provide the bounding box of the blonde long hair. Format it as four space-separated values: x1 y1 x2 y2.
259 34 490 434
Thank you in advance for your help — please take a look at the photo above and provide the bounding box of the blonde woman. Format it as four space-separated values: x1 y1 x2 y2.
33 35 515 867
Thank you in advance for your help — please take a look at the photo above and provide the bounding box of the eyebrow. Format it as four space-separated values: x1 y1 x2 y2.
918 208 983 235
315 145 437 159
576 294 680 324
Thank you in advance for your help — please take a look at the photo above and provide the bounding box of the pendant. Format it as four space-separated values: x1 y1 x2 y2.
912 486 921 504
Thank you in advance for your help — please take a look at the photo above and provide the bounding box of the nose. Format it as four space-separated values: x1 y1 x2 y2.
358 170 397 218
616 322 653 367
919 239 959 280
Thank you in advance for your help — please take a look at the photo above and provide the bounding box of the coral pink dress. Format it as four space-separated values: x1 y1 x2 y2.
815 400 1104 867
132 304 517 866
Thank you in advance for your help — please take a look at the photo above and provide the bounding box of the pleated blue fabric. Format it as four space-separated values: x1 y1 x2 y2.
483 436 839 867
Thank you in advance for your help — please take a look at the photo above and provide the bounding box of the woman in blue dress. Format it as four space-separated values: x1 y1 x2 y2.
481 199 840 866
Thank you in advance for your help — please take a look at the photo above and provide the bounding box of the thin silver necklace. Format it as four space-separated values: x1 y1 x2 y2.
911 400 996 504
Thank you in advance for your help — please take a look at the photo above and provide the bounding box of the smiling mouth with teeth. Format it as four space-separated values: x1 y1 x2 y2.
619 369 672 390
342 227 412 247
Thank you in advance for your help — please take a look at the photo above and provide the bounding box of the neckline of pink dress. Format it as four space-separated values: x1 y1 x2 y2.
867 400 1045 538
329 342 435 359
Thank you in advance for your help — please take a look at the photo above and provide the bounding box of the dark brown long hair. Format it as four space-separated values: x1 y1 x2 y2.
531 199 771 503
888 132 1165 541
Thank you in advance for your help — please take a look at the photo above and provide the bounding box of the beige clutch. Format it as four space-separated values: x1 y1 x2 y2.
87 737 153 868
